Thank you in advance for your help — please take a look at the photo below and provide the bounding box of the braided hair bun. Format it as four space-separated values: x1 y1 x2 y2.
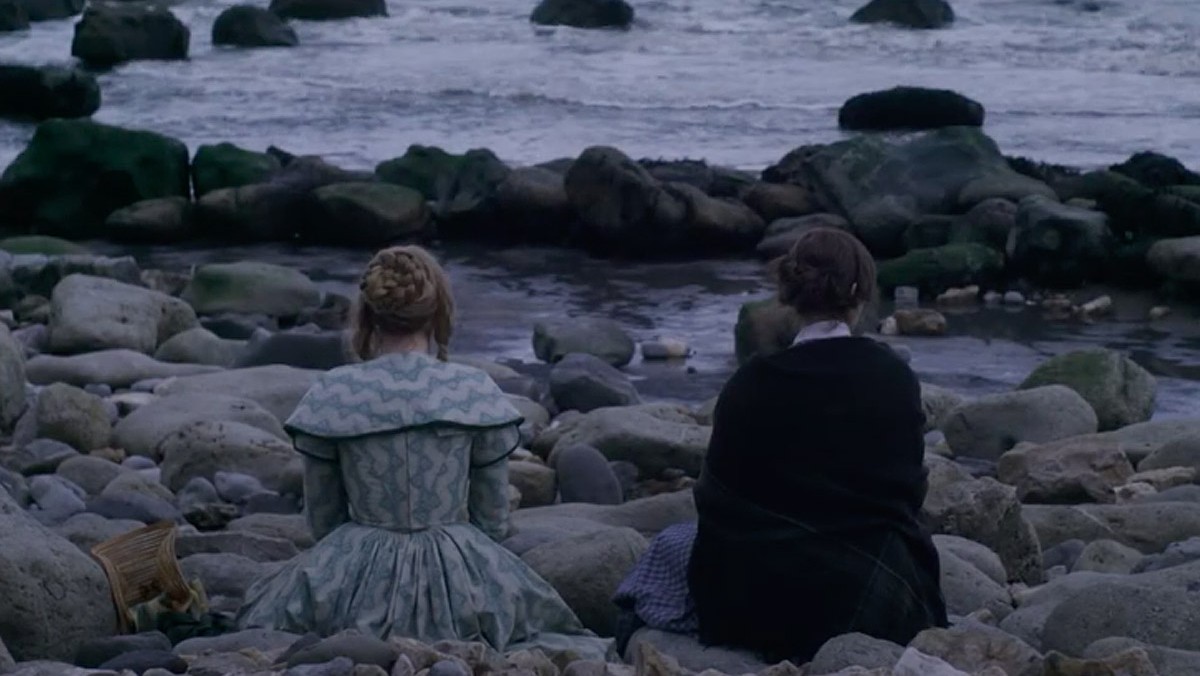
350 246 454 361
771 227 876 319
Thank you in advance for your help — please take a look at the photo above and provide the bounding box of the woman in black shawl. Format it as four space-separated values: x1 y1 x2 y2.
687 228 947 663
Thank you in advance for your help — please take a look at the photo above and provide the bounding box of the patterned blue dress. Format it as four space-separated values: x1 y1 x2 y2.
235 352 612 659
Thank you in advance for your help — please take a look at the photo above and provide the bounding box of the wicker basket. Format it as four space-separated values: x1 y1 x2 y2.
90 520 193 633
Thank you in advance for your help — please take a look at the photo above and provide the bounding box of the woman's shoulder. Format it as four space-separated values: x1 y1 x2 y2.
285 353 522 439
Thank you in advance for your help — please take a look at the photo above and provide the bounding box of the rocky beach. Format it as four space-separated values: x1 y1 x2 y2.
3 0 1200 674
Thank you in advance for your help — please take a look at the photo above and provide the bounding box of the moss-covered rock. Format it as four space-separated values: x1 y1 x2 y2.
1008 195 1114 288
374 145 463 200
192 143 281 198
1061 171 1200 239
850 0 954 29
1020 349 1156 432
877 243 1004 296
0 235 88 256
0 119 189 237
733 298 801 365
70 3 190 67
530 0 634 29
0 64 99 121
310 182 431 246
181 261 321 317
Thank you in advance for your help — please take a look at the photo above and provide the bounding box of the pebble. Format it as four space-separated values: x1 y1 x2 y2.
29 474 87 519
1148 306 1172 321
1003 291 1026 306
84 383 113 398
109 391 156 415
15 438 79 475
121 456 157 471
935 286 979 306
983 291 1003 306
285 658 356 676
640 339 692 361
215 471 270 504
1078 295 1113 317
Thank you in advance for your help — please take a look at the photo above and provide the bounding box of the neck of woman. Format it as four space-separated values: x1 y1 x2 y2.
375 332 432 357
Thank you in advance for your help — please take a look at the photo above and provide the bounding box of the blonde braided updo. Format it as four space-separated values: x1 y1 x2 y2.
350 245 455 361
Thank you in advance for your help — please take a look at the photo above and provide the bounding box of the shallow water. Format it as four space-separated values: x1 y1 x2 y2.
89 241 1200 419
5 0 1199 417
1 0 1199 170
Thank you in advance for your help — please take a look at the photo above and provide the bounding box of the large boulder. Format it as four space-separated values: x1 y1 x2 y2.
1111 151 1200 189
923 469 1044 584
0 486 115 661
764 128 1053 257
34 383 112 451
268 0 385 20
194 156 372 242
191 143 281 198
1061 170 1200 239
910 623 1042 676
877 243 1006 299
309 182 431 247
733 297 801 365
755 213 850 260
47 274 197 355
233 329 348 370
941 385 1099 461
25 350 219 388
71 4 190 67
19 0 83 20
181 262 321 317
850 0 954 29
520 527 647 635
154 327 242 367
1019 349 1156 431
549 353 640 413
159 420 300 493
997 437 1134 504
0 120 189 237
936 545 1013 620
1023 503 1200 554
565 146 763 257
1147 236 1200 289
212 5 298 48
546 405 710 478
153 365 319 422
375 144 467 201
0 65 99 121
0 326 26 431
1139 432 1200 475
532 319 635 367
530 0 634 29
104 197 195 244
7 253 143 299
1008 196 1114 287
839 87 983 131
1042 582 1200 656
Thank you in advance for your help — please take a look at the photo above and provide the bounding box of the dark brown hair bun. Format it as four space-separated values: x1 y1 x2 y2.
771 227 877 318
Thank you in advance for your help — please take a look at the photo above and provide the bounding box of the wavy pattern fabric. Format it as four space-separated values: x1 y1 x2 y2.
285 352 524 439
237 353 611 660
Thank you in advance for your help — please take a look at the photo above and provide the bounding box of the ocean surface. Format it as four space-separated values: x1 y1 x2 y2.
5 0 1200 416
1 0 1199 170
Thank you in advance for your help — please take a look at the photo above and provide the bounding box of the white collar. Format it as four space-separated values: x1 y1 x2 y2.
792 320 851 346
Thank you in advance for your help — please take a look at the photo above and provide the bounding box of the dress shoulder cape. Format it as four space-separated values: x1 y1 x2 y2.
284 352 523 439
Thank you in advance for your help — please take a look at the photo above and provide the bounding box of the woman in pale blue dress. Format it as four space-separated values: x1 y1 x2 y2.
237 246 611 660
